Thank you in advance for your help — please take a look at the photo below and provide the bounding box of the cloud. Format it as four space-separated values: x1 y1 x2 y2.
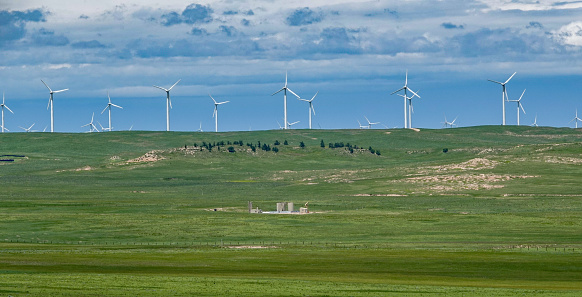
241 19 250 27
553 21 582 46
526 21 544 29
79 14 89 19
31 28 69 46
190 27 208 36
0 8 47 45
448 27 555 57
161 3 213 26
441 22 465 29
219 25 237 37
71 40 107 49
286 7 323 26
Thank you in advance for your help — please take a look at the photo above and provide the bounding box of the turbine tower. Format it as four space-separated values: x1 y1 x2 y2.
391 71 420 129
1 92 14 133
153 79 180 131
570 109 582 128
488 72 516 126
41 80 68 133
531 114 538 127
101 91 123 131
209 94 229 132
508 89 526 126
298 91 318 129
272 72 300 129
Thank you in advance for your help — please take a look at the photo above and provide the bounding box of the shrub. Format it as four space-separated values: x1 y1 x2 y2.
320 140 325 148
300 141 305 148
228 146 235 153
274 140 280 145
443 148 448 153
272 147 279 153
284 140 288 145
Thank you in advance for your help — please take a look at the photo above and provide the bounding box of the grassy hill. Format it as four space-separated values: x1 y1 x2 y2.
1 127 582 296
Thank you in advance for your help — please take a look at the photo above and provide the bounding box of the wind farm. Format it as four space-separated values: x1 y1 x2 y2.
3 1 582 296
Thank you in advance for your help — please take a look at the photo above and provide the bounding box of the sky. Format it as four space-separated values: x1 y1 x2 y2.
1 0 582 132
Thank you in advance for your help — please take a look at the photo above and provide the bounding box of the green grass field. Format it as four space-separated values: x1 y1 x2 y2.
1 126 581 296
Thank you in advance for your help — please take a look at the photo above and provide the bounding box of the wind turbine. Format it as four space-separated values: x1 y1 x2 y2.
41 80 69 133
197 122 203 132
81 113 99 132
19 123 36 132
298 91 318 129
1 92 14 133
488 72 516 126
272 72 300 129
364 116 379 129
357 120 368 129
153 79 180 131
531 114 538 127
569 109 582 128
276 120 284 130
442 114 458 128
391 70 420 129
508 89 526 126
101 91 123 131
209 94 229 132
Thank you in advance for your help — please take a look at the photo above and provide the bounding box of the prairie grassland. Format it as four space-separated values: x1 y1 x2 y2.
1 126 581 295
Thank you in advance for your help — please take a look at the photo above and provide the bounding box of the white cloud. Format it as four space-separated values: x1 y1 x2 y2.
553 21 582 46
478 0 582 12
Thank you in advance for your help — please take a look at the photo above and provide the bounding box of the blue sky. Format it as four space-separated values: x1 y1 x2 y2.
1 0 582 132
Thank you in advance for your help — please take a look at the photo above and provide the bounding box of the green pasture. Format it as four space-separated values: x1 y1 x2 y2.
1 126 581 295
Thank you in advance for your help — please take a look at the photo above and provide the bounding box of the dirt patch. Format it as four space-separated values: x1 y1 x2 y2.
544 156 582 164
352 194 406 197
411 128 420 132
402 173 537 192
75 166 93 171
127 150 165 163
420 158 499 173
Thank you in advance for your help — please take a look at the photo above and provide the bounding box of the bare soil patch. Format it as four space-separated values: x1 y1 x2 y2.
127 150 165 163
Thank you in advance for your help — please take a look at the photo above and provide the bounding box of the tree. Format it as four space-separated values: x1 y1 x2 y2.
272 147 279 153
228 146 235 153
376 150 381 156
320 140 325 148
300 141 305 148
284 140 288 145
274 140 280 145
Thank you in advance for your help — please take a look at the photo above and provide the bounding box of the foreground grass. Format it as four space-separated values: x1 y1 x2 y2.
1 244 581 296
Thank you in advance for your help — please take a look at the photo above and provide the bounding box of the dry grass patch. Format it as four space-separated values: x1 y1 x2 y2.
403 173 537 192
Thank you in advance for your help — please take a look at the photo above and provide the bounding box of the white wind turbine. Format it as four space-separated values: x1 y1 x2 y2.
569 109 582 128
488 72 516 126
153 79 180 131
41 80 69 133
508 89 526 126
391 71 420 129
442 114 458 128
298 91 318 129
209 94 229 132
276 120 284 130
19 123 37 132
1 92 14 133
364 116 380 129
81 113 99 132
272 72 300 129
101 91 123 131
531 114 538 127
197 122 203 132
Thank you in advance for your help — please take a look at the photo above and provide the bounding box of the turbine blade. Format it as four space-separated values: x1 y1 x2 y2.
218 101 229 105
518 89 526 101
298 98 309 102
209 94 217 104
408 88 420 98
111 104 123 109
52 89 68 93
168 79 181 91
153 85 168 91
101 106 109 114
311 104 316 115
520 103 526 114
311 91 319 101
287 88 300 98
391 87 405 95
169 98 172 109
5 105 14 114
504 72 517 84
41 79 52 92
47 98 51 110
364 116 370 124
487 79 503 85
272 88 284 96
